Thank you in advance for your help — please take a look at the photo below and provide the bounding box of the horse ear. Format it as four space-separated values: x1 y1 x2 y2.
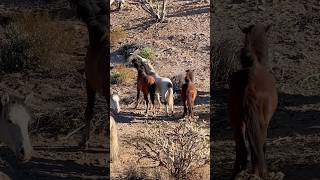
24 93 34 105
241 25 253 34
1 93 10 105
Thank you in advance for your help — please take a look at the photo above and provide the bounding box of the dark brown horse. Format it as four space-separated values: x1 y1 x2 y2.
71 0 109 148
181 69 197 118
132 60 156 116
229 24 277 179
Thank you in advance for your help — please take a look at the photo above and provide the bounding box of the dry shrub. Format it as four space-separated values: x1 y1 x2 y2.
121 165 149 180
0 11 74 72
235 171 285 180
129 121 210 179
111 27 127 47
111 64 135 84
211 39 240 87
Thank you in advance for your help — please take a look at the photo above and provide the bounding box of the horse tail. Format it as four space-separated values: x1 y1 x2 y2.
166 83 174 113
110 116 119 162
243 88 266 177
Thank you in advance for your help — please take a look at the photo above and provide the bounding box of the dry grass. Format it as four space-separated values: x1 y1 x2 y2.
0 11 74 72
211 39 240 87
121 165 149 180
111 64 135 85
128 121 210 179
111 27 127 47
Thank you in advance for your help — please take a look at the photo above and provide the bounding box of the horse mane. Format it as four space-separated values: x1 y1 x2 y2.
185 69 194 83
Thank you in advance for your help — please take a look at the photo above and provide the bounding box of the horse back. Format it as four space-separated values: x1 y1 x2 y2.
229 65 277 127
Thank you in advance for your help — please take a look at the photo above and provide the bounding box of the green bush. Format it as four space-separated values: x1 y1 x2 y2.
111 71 123 84
138 47 155 60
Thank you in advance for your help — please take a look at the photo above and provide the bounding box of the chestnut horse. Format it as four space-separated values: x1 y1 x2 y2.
181 69 197 118
132 60 156 116
71 0 109 148
228 24 277 179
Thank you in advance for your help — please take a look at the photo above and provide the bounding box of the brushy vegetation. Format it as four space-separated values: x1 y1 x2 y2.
120 165 149 180
128 121 210 179
110 27 127 47
0 11 73 73
138 47 155 60
211 39 240 87
111 64 135 85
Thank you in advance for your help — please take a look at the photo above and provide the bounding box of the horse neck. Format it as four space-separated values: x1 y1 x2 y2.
248 35 268 66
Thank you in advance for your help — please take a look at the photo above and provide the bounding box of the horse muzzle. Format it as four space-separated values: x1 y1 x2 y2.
17 147 32 162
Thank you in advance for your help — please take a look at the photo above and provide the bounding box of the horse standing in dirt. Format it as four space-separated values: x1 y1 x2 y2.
130 54 174 116
0 93 33 162
132 60 157 116
71 0 109 148
181 69 197 118
228 24 277 179
110 115 119 162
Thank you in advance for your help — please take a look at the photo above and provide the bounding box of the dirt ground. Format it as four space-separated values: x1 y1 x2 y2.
110 0 210 179
211 0 320 179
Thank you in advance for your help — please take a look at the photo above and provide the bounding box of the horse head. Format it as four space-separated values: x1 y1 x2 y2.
0 93 33 162
239 24 271 67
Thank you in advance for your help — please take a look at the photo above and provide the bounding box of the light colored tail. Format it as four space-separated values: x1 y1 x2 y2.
110 116 119 162
166 83 174 114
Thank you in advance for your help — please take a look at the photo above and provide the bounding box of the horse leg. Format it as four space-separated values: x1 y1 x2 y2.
183 100 187 117
232 128 242 178
156 93 162 111
79 82 96 148
144 92 149 115
135 88 140 109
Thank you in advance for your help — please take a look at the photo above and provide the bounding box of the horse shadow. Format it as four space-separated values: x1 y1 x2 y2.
211 87 320 139
0 148 107 180
167 5 210 18
211 86 320 179
114 110 182 123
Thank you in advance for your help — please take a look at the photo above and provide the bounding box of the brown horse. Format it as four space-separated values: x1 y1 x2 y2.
228 24 277 179
132 60 156 116
71 0 109 148
181 69 197 118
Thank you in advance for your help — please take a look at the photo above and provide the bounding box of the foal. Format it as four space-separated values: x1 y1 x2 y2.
229 24 277 179
181 69 197 118
132 60 156 116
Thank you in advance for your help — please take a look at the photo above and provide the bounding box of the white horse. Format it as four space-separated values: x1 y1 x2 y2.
0 93 32 162
130 54 174 116
0 172 10 180
110 0 125 10
110 115 119 162
110 93 121 113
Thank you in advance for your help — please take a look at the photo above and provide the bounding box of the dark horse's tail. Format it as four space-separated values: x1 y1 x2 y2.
149 82 157 105
243 88 267 177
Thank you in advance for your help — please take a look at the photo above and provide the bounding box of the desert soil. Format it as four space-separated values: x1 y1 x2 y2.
211 0 320 179
110 0 210 179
